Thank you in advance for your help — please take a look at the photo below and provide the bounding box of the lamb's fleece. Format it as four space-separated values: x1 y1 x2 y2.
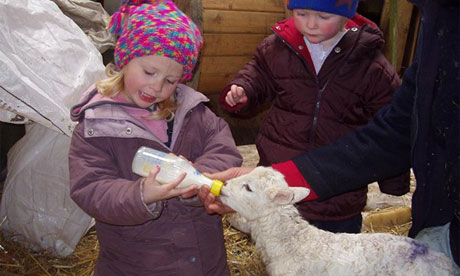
220 167 458 276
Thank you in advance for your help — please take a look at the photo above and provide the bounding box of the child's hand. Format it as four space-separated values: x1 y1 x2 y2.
142 166 197 204
225 84 247 107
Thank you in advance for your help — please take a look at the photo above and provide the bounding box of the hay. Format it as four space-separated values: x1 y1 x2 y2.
223 216 266 276
0 229 98 276
0 220 267 276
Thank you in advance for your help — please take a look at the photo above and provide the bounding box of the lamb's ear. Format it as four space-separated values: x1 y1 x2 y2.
267 187 296 205
289 187 310 203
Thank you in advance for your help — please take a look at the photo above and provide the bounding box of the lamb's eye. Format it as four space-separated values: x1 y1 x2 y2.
243 184 253 192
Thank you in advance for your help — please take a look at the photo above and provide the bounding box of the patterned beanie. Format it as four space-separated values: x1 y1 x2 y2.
286 0 359 18
108 0 203 81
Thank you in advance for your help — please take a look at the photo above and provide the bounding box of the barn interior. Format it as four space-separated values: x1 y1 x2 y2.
0 0 421 275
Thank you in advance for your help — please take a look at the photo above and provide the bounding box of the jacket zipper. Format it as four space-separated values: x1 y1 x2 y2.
273 32 325 148
309 81 330 146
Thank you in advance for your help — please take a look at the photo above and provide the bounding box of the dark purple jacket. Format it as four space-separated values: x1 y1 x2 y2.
69 84 242 275
220 18 409 221
292 0 459 265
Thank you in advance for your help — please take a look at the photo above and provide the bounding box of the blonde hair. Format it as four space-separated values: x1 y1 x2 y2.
96 63 178 121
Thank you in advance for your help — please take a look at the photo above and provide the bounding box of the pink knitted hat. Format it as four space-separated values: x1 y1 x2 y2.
108 0 203 81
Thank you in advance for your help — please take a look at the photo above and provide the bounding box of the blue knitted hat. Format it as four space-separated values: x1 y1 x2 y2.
286 0 358 18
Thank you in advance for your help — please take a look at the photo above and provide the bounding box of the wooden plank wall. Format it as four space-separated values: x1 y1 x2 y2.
198 0 286 94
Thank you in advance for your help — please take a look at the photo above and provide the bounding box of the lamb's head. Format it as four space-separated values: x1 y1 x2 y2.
220 167 310 220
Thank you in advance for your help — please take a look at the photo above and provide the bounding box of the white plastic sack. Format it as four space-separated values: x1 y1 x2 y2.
49 0 115 53
0 123 94 257
0 0 106 136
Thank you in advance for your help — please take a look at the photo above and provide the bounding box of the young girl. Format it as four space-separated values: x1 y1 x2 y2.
68 1 242 275
220 0 410 234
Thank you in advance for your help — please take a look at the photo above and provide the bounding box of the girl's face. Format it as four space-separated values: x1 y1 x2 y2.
293 9 347 45
123 55 183 108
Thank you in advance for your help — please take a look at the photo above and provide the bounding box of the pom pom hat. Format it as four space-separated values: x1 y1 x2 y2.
108 0 203 81
286 0 359 18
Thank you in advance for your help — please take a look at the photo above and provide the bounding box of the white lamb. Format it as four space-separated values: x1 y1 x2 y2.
220 167 457 276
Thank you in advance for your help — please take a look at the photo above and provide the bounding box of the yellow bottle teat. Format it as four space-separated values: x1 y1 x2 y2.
210 179 224 196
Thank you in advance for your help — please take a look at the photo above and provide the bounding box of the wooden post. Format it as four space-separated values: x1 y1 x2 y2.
389 0 398 68
402 9 421 70
379 0 415 74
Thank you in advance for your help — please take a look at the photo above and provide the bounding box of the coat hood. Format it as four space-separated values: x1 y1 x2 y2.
272 14 384 65
70 84 209 122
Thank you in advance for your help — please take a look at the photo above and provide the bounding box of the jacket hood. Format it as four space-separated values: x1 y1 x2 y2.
70 84 209 122
273 14 384 63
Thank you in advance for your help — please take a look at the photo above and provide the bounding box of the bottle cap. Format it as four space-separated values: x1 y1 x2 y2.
210 179 224 196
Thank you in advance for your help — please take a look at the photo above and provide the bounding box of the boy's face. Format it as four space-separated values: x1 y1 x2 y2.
123 55 183 109
293 9 348 44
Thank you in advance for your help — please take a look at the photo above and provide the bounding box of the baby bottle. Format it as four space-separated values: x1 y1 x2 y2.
132 146 224 196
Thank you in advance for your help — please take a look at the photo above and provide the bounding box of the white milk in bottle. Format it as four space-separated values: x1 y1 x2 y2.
132 146 223 196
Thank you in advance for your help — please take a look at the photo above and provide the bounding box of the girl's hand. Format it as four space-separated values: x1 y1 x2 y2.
175 155 199 199
142 166 197 204
225 84 247 107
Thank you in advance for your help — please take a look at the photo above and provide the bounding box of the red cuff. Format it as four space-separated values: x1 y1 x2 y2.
219 85 248 112
272 160 318 201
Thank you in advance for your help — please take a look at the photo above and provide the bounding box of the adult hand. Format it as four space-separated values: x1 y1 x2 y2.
180 187 199 199
206 166 255 182
198 185 234 215
199 167 255 214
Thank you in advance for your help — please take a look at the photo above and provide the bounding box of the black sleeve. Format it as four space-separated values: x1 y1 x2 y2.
292 62 417 199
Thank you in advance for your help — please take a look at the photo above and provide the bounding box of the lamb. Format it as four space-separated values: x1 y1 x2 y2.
219 167 457 276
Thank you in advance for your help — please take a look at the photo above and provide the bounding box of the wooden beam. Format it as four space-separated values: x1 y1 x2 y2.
379 0 414 74
402 9 421 70
198 56 253 94
202 0 285 12
202 33 266 56
203 9 285 34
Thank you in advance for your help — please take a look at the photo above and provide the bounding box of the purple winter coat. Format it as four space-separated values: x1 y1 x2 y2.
69 84 242 275
220 18 410 221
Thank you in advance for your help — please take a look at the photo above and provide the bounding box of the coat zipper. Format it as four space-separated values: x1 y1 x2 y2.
273 32 329 148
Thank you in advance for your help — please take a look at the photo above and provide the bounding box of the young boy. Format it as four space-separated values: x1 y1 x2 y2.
220 0 410 233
